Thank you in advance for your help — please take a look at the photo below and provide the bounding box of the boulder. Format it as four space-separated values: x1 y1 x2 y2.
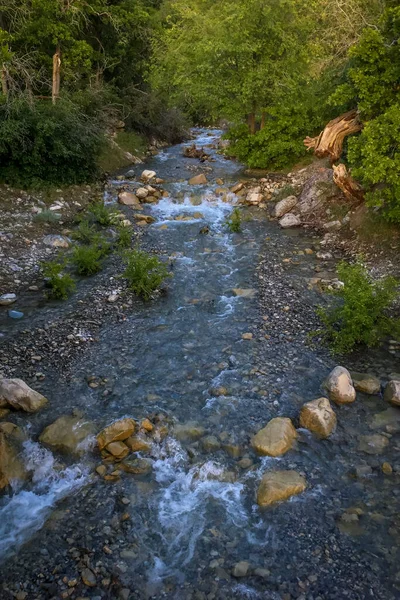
43 234 70 248
351 372 381 395
246 189 264 205
97 418 136 451
299 397 336 438
125 434 152 453
279 213 301 228
298 168 334 215
0 378 48 413
189 174 208 185
106 441 130 459
251 417 297 457
358 434 389 455
257 470 306 507
39 415 95 455
274 196 297 218
384 380 400 406
0 431 26 490
118 192 141 207
141 170 156 181
230 183 244 194
0 294 17 306
325 366 356 404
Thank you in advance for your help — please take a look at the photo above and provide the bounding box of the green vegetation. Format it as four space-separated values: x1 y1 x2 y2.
226 208 242 233
33 209 61 224
87 203 119 227
117 226 132 249
71 244 107 276
72 220 100 245
317 261 400 354
122 248 171 300
41 260 76 300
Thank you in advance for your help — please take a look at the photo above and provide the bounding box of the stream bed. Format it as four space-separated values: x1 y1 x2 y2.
1 130 400 600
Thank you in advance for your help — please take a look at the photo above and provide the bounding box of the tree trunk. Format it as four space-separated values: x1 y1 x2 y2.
332 164 364 204
304 110 362 163
1 64 8 97
247 101 257 135
52 46 61 104
260 112 266 130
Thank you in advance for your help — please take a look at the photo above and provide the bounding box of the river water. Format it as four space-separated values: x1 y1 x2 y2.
0 130 400 599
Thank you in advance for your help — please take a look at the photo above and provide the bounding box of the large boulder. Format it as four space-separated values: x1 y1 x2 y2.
274 196 297 218
325 366 356 405
297 168 334 215
384 380 400 406
299 397 336 438
351 372 381 395
0 379 48 413
0 429 26 490
189 174 208 185
279 213 301 228
39 415 95 455
257 470 306 507
141 170 156 181
118 191 141 208
97 418 136 451
252 417 297 457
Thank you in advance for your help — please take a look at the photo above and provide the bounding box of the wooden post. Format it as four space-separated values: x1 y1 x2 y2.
52 46 61 104
1 64 8 97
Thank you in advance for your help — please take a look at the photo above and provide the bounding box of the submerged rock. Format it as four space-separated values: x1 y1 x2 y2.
174 421 205 441
232 561 251 577
0 378 48 413
251 417 297 457
351 372 381 395
121 457 152 474
384 380 400 406
97 418 136 451
300 397 336 438
189 174 208 185
325 366 356 405
274 195 297 218
358 434 389 455
257 470 306 507
39 414 95 455
0 430 26 490
125 433 152 453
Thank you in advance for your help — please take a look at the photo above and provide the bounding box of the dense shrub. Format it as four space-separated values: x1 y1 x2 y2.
122 248 171 300
72 244 108 276
41 261 76 299
225 207 242 233
0 95 104 187
87 203 119 227
317 261 400 354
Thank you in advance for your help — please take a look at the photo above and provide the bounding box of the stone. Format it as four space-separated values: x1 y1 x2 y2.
189 174 208 185
39 415 94 455
274 196 297 218
201 435 221 452
325 366 356 405
133 214 155 224
43 234 70 248
0 408 10 419
8 310 23 319
252 417 297 457
107 441 130 459
370 407 400 430
141 418 153 432
141 169 156 181
0 293 17 306
323 220 342 231
246 190 264 205
0 378 48 412
242 333 253 340
135 187 149 199
0 431 26 490
230 183 244 194
279 213 301 228
351 372 381 395
232 288 256 298
174 422 205 441
299 397 336 438
120 457 152 475
81 568 96 587
384 380 400 406
125 434 152 453
358 434 389 455
118 192 141 207
97 418 136 450
232 561 250 577
257 470 306 507
382 462 393 475
96 465 107 477
298 168 334 215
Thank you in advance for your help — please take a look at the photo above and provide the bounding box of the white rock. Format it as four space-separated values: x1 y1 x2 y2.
274 195 297 218
141 170 156 181
384 380 400 406
279 213 301 228
323 220 342 231
325 366 356 405
43 235 70 248
135 187 149 199
0 293 17 306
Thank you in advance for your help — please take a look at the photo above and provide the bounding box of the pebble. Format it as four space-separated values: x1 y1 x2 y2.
0 293 17 306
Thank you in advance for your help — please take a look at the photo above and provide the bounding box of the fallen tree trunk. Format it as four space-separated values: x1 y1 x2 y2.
183 144 210 162
304 110 362 163
332 163 364 204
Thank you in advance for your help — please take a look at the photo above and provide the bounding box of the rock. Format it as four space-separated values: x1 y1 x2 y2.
246 190 264 205
242 333 253 340
39 415 95 455
0 293 17 306
279 213 301 228
370 407 400 430
351 372 381 395
299 397 336 438
298 168 334 215
382 462 393 475
43 234 70 248
133 214 155 224
257 470 306 507
358 434 389 455
232 561 250 577
8 310 23 319
120 457 152 475
81 568 96 587
274 196 297 218
230 183 244 194
174 422 205 441
323 220 342 231
135 187 149 199
118 192 141 207
232 288 256 298
0 378 48 412
384 380 400 406
189 174 208 185
107 441 130 459
97 418 136 450
0 431 26 490
0 408 10 419
325 366 356 405
252 417 297 457
107 294 119 303
354 464 372 478
141 418 153 432
141 169 156 181
125 434 152 453
96 465 107 477
201 435 221 452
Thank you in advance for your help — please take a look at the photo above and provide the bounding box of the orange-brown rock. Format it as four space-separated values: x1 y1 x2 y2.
97 418 136 450
252 417 297 457
257 470 306 507
300 398 336 438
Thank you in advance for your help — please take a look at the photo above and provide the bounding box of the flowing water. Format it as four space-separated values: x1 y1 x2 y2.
1 130 400 599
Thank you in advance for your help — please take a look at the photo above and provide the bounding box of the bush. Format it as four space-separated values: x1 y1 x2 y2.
225 207 242 233
117 226 132 249
72 220 100 244
33 209 61 224
122 248 171 300
0 95 104 187
41 260 76 299
88 203 119 227
317 261 400 354
71 244 106 276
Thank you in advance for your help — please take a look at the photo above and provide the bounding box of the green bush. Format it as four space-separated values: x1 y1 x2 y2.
225 207 242 233
72 220 100 244
0 95 104 187
317 261 400 354
71 244 106 276
116 226 132 249
41 261 76 300
33 209 61 224
88 203 119 227
121 248 171 300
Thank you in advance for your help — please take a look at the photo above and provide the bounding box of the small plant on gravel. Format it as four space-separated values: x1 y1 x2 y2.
72 220 99 244
41 261 76 299
71 244 105 276
225 207 242 233
317 261 400 354
117 226 132 249
88 202 118 227
33 209 61 224
121 248 171 300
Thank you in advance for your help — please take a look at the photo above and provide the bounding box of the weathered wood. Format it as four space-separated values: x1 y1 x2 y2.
304 110 362 162
332 163 364 204
183 144 210 162
52 46 61 104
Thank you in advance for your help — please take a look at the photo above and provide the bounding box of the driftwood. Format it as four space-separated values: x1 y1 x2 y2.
183 144 210 162
52 47 61 104
333 163 364 204
304 110 362 163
